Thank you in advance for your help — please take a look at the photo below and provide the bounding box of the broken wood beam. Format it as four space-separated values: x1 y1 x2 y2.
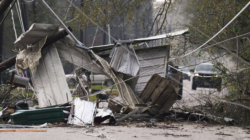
0 27 72 73
0 0 14 18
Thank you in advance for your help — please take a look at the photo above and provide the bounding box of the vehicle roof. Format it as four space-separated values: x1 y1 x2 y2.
178 66 189 68
197 63 213 65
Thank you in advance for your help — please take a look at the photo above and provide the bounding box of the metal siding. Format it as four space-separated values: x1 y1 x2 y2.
31 46 72 107
135 46 167 94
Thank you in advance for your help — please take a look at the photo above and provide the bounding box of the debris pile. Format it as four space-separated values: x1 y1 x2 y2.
0 22 190 127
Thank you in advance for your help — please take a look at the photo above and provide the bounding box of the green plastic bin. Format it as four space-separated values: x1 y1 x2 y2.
10 107 66 125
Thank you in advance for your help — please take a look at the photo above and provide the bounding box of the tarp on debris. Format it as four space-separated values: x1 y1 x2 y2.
110 44 140 77
14 23 59 50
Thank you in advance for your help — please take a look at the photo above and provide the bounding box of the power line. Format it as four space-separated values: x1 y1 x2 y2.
170 1 250 64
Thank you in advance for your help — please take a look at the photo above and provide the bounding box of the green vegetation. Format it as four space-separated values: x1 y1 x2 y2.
184 0 250 125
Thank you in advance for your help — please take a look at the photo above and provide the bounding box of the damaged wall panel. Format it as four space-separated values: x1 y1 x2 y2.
31 45 72 107
110 45 140 77
54 36 105 74
91 52 142 107
135 45 169 94
14 23 59 50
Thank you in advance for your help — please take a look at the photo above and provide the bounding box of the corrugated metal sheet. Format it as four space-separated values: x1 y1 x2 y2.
110 45 140 77
54 36 106 74
68 98 96 125
92 52 142 106
89 29 188 52
14 23 59 50
31 45 72 107
135 46 168 94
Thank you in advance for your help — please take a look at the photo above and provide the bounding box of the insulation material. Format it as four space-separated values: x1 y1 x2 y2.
91 52 142 107
68 98 96 125
110 45 140 77
14 23 58 50
15 37 47 74
54 36 105 74
31 45 72 107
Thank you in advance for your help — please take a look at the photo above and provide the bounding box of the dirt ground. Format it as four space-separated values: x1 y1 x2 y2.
0 122 250 140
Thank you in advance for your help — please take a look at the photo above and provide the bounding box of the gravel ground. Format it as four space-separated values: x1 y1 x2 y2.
0 122 250 140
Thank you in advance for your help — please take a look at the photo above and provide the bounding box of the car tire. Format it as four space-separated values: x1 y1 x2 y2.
192 80 197 90
105 80 114 87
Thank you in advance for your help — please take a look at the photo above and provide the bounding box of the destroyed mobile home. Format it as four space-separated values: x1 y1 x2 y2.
0 22 189 126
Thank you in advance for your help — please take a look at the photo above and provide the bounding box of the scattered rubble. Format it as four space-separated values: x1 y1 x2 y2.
0 1 240 139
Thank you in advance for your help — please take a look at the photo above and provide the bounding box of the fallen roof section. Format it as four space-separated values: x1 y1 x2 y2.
89 28 189 52
54 35 106 74
14 23 59 50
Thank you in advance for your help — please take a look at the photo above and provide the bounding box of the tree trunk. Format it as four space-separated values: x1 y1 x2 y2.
0 16 3 84
20 0 28 31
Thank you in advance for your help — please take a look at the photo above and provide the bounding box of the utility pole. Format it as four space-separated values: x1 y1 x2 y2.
0 16 3 84
80 0 84 43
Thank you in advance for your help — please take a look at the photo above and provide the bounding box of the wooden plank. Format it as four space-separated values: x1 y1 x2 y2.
139 74 162 102
160 89 177 113
0 129 46 132
152 83 174 107
150 79 170 104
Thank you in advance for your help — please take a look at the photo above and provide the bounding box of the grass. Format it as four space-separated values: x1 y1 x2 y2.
91 85 117 90
4 84 118 103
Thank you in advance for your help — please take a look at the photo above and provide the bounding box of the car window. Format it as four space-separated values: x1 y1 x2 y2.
180 67 189 72
196 64 219 72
